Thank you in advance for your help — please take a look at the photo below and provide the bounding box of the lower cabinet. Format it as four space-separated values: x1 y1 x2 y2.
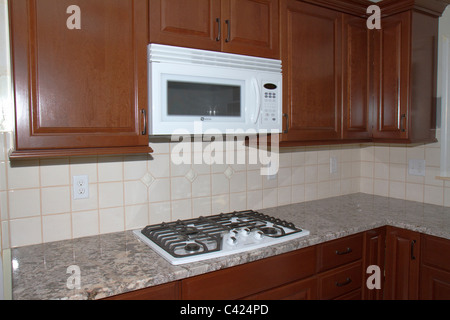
104 227 450 300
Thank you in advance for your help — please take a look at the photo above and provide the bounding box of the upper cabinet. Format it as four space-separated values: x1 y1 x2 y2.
149 0 280 59
372 6 439 143
280 0 343 142
9 0 152 159
279 0 446 147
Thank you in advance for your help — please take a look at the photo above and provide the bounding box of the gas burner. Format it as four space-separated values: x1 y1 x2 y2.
134 210 310 265
184 243 201 253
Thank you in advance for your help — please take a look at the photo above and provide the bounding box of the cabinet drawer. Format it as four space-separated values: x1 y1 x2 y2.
317 233 363 272
182 246 316 300
421 234 450 272
103 281 180 300
318 261 362 300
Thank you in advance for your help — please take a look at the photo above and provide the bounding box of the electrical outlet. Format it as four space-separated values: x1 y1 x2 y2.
330 156 338 174
408 159 426 176
73 175 89 200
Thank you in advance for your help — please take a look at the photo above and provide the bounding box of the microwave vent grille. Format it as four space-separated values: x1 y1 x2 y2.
148 44 281 73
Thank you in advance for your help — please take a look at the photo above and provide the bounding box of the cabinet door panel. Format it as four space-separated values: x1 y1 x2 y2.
384 227 420 300
342 15 371 140
10 0 149 151
281 1 342 141
149 0 221 51
420 265 450 300
372 12 410 140
222 0 279 58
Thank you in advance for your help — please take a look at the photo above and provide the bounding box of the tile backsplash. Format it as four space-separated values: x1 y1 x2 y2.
0 134 363 248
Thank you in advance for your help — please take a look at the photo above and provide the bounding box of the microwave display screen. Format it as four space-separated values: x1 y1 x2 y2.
167 81 241 117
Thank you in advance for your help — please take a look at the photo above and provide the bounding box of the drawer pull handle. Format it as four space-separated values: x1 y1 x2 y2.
335 278 352 287
411 240 416 260
335 247 352 255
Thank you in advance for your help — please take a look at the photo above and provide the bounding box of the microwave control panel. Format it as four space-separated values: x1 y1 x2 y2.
261 83 280 125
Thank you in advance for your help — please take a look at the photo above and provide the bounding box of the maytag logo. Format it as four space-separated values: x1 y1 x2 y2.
200 117 212 121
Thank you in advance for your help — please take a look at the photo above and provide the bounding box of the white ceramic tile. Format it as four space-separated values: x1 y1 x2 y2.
192 197 211 217
389 181 406 200
304 150 318 165
41 186 70 215
98 156 123 182
98 182 123 208
149 201 171 224
292 166 305 185
360 162 374 179
125 204 148 230
70 156 98 184
360 177 373 194
40 158 69 187
246 170 262 191
360 147 374 162
99 207 124 233
389 147 407 164
42 213 71 243
230 171 246 193
373 179 389 197
424 185 444 206
444 187 450 207
278 186 291 205
1 220 9 249
277 167 292 187
247 189 263 210
374 162 389 180
171 199 192 220
279 153 292 168
291 150 305 166
317 181 331 199
7 160 39 189
8 188 40 219
229 193 247 212
389 163 406 182
425 147 441 167
148 154 170 178
291 184 305 204
304 183 318 201
192 174 211 198
9 217 42 247
72 210 99 238
305 165 318 184
318 164 331 182
0 191 7 220
262 188 277 208
148 178 170 203
0 161 6 191
212 173 229 195
150 142 170 154
406 183 424 203
123 154 148 180
171 176 191 200
425 166 443 187
212 194 229 213
124 180 148 205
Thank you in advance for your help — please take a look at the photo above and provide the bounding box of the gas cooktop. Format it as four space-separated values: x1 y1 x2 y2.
133 210 310 265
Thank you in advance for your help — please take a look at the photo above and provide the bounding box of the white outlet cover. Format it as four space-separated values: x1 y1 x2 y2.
408 159 426 176
73 175 89 200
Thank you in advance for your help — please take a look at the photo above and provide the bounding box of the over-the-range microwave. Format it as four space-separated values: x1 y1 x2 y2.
148 44 282 135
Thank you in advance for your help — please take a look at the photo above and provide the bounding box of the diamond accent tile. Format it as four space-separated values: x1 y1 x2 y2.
224 166 234 179
185 168 198 183
140 172 155 188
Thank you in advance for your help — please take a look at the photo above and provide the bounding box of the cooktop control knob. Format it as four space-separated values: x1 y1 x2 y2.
253 231 264 240
240 227 251 236
227 236 237 246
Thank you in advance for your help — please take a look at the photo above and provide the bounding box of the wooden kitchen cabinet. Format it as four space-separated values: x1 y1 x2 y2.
420 234 450 300
104 281 180 300
384 226 420 300
362 227 386 300
9 0 152 159
372 7 439 143
149 0 279 59
280 0 343 142
181 246 317 300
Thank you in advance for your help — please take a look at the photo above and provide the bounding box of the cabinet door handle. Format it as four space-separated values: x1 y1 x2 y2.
225 20 231 42
335 278 352 287
283 113 289 134
411 240 416 260
141 109 147 135
215 18 221 41
335 247 352 255
400 114 406 132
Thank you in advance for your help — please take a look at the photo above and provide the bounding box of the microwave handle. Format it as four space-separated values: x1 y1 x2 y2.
251 78 261 124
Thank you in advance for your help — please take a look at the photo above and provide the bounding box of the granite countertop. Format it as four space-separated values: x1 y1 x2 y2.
10 193 450 300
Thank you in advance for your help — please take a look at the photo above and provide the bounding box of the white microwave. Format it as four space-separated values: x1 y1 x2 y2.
148 44 282 135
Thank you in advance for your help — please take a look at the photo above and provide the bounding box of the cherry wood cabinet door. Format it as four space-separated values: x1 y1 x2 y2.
9 0 151 157
244 277 317 300
342 14 371 140
384 226 420 300
280 0 342 142
221 0 279 59
372 11 410 141
149 0 221 52
362 227 385 300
